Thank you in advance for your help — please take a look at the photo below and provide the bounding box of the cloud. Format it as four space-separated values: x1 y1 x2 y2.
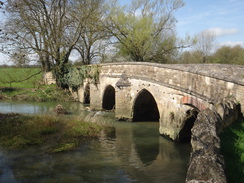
207 27 240 36
218 41 244 47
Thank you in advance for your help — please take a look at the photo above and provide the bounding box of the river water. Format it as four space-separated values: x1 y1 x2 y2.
0 100 190 183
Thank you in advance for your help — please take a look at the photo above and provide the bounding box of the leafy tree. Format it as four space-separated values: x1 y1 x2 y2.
105 0 186 63
211 45 244 65
179 50 203 64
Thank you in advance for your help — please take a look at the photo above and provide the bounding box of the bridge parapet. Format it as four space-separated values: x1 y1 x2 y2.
101 62 244 85
100 62 244 112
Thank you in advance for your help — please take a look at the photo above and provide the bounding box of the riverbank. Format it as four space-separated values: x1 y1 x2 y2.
220 120 244 183
0 113 114 153
0 85 74 102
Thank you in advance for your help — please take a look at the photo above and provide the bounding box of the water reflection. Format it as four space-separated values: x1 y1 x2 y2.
107 122 190 183
0 151 20 183
133 123 160 165
0 100 86 115
0 101 190 183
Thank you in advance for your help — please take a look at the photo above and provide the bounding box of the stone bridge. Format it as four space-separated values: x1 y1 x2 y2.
72 62 244 141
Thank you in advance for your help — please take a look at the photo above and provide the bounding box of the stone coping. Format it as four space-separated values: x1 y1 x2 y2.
100 62 244 86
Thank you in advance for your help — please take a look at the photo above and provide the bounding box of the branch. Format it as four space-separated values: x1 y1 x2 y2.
3 70 42 84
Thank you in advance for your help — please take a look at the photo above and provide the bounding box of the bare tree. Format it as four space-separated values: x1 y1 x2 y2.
194 30 216 63
73 0 111 65
1 0 107 87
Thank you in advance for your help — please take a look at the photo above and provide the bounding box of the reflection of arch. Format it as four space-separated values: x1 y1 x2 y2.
102 85 115 110
133 124 159 165
84 84 90 104
133 89 159 122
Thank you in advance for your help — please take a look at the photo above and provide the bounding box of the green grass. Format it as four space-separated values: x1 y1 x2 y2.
0 67 42 88
0 85 73 101
0 67 75 102
220 119 244 183
0 113 113 152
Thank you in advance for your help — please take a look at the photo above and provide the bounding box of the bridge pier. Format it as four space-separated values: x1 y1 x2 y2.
159 103 192 141
115 86 133 120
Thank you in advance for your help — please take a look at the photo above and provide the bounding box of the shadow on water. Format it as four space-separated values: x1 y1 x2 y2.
0 101 191 183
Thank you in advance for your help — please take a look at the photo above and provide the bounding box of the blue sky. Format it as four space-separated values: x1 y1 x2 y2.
175 0 244 47
120 0 244 47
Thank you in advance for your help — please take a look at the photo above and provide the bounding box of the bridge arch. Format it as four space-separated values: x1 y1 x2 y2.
83 84 90 104
102 85 115 110
132 89 160 122
177 96 205 142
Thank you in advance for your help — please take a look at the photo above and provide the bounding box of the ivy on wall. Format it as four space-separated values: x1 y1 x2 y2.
59 65 100 91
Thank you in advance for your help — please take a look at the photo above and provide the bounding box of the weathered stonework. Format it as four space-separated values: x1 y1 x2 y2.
43 72 56 85
186 97 241 183
70 62 244 140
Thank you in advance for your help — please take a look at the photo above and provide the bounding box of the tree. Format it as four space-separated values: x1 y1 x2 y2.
73 0 111 65
179 50 203 64
105 0 186 63
194 30 216 63
211 45 244 65
1 0 107 87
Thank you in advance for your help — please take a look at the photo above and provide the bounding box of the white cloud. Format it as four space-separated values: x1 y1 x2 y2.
218 41 244 47
207 27 240 37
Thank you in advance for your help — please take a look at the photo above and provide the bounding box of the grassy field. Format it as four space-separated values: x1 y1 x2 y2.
0 67 42 88
0 67 74 101
220 120 244 183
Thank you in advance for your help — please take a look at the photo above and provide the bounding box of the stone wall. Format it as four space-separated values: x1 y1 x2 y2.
186 97 241 183
43 72 56 85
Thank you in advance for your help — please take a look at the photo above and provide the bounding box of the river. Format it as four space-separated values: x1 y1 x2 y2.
0 100 190 183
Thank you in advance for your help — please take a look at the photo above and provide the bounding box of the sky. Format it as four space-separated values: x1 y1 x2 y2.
175 0 244 47
0 0 243 65
120 0 244 47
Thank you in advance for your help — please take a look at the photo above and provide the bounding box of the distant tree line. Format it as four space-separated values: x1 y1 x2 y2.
179 44 244 65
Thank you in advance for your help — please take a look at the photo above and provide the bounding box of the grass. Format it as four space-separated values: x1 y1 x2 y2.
0 67 42 88
0 113 114 153
0 85 73 101
0 68 75 101
220 119 244 183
